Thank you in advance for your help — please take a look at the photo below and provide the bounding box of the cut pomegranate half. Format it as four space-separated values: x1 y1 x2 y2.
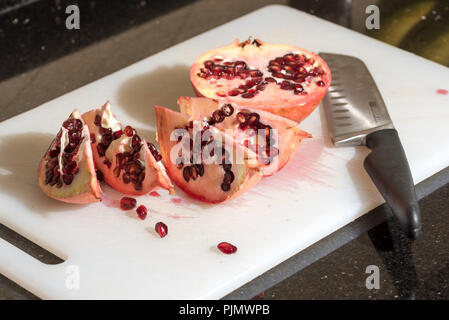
190 38 331 123
37 110 102 204
155 105 262 203
82 102 173 196
178 97 311 175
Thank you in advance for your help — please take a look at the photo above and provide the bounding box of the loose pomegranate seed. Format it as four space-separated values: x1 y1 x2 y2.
217 242 237 254
136 205 147 220
149 191 160 197
155 222 168 238
120 197 137 210
124 125 134 137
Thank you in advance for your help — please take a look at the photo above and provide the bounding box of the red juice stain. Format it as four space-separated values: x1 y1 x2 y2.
171 198 182 204
149 191 161 197
436 89 448 95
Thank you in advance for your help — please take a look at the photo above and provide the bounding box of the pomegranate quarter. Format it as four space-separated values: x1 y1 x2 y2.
190 38 331 122
37 110 102 204
82 102 173 196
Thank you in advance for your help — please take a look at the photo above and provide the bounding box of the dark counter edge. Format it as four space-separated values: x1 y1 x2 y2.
223 166 449 300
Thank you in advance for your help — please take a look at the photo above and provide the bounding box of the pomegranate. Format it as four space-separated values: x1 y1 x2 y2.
178 97 311 175
82 102 173 196
37 110 102 204
154 105 262 203
190 38 331 122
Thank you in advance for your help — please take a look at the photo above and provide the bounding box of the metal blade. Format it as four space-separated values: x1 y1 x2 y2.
319 53 394 147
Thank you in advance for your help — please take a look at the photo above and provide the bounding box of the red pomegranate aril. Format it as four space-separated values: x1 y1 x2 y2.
221 104 234 116
227 89 239 96
132 134 141 148
48 148 60 158
183 166 192 182
280 81 293 90
236 112 248 123
223 170 235 184
221 182 231 191
248 113 260 125
155 222 168 238
316 80 325 87
113 130 122 140
97 143 106 157
204 60 214 69
90 133 96 143
273 72 284 79
63 160 77 174
245 80 256 88
212 110 225 123
216 91 226 97
241 93 254 99
62 173 74 185
94 114 101 126
96 169 104 182
217 242 237 254
136 205 147 220
124 125 134 137
120 196 137 210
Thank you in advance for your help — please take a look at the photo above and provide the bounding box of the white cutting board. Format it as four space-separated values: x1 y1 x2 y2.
0 5 448 299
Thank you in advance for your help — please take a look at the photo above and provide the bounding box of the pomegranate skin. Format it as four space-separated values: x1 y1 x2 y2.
190 39 332 123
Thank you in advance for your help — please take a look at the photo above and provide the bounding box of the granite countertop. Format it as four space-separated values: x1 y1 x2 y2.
0 0 448 300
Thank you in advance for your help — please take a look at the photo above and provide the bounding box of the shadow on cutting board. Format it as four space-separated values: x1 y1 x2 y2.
0 132 93 216
117 64 193 127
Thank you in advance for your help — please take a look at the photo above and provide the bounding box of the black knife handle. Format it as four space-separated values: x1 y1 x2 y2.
364 129 422 239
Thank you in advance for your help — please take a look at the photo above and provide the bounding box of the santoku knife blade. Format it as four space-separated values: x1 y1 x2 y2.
320 53 422 239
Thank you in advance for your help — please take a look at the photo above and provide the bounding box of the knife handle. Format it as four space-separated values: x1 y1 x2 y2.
363 129 422 240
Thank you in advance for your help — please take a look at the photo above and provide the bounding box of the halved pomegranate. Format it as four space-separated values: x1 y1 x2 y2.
178 96 311 175
155 105 262 203
190 38 331 122
83 102 173 196
37 110 102 204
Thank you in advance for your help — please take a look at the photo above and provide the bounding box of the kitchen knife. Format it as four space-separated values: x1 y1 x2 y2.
319 53 422 240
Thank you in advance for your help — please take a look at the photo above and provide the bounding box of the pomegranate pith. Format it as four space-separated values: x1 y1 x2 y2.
217 242 237 254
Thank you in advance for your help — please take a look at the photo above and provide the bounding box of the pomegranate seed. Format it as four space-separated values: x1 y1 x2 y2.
132 134 141 147
63 160 77 174
62 173 73 185
316 80 325 87
221 104 234 116
221 182 231 191
236 112 248 123
136 205 147 220
90 133 96 143
241 92 254 99
223 170 234 184
113 130 122 140
217 242 237 254
147 142 162 161
120 197 137 210
265 77 276 83
124 125 134 137
183 166 192 182
94 114 101 126
48 148 60 158
96 143 106 157
216 91 226 97
212 110 225 123
96 169 104 182
155 222 168 238
227 89 239 96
